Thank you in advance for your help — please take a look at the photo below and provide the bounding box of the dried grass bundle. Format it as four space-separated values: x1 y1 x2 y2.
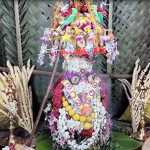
119 59 150 133
0 60 34 134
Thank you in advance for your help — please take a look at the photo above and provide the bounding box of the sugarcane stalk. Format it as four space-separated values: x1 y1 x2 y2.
32 54 60 136
14 0 23 67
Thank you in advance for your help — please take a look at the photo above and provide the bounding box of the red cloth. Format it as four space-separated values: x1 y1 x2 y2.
60 47 106 57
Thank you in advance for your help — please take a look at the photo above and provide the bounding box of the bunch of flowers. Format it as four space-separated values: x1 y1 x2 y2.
48 80 111 150
38 1 119 66
46 58 111 149
39 1 115 149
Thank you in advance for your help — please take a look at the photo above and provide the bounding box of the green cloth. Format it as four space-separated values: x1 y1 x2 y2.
36 134 53 150
92 5 104 25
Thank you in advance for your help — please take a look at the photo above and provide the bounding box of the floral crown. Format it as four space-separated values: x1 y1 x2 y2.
38 0 119 66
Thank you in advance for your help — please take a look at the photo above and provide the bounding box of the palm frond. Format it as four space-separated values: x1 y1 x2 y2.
1 0 17 65
0 13 6 66
120 59 150 133
0 60 34 133
1 0 33 66
18 0 33 65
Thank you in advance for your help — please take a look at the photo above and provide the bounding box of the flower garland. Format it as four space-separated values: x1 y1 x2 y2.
41 1 115 148
48 73 111 149
49 93 111 150
37 1 119 66
46 57 112 149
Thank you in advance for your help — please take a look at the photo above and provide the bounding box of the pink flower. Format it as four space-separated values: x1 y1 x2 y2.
52 78 64 109
51 110 60 118
52 97 62 109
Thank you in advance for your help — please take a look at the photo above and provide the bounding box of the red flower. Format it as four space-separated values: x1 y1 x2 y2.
52 77 64 110
80 129 94 138
53 89 62 97
80 2 88 13
52 97 63 109
94 47 106 55
61 8 72 17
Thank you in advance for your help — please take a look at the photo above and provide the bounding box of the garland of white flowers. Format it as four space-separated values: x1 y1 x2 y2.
48 57 111 149
52 94 109 150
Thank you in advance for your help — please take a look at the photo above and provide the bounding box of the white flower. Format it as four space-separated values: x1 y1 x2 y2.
66 119 80 129
5 101 17 115
2 146 9 150
44 103 51 113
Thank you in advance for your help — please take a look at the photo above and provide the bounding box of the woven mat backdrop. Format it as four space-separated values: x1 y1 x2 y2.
113 0 150 73
0 0 150 118
111 0 150 117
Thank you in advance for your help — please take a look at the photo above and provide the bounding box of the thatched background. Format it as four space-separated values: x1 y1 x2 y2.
0 0 150 118
111 0 150 117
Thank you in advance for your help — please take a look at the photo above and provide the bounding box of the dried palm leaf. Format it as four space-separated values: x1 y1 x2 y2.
0 60 34 134
120 59 150 133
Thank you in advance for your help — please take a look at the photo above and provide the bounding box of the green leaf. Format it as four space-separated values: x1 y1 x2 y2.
111 131 142 150
61 8 78 29
36 134 53 150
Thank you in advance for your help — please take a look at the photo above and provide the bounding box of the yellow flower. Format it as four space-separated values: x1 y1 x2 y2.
69 109 75 116
86 116 93 122
84 26 91 33
74 27 81 35
96 26 102 34
65 105 72 112
72 114 80 121
80 17 87 24
83 122 92 130
62 34 71 42
80 116 86 122
63 100 68 107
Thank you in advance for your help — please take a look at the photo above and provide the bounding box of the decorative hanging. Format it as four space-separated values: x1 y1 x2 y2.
38 0 119 66
47 56 111 149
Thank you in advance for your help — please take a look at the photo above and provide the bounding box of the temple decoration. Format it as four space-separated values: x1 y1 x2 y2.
38 0 118 66
0 60 34 149
47 56 111 149
39 0 118 149
119 59 150 140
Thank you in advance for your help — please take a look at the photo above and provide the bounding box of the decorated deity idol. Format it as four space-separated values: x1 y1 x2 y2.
38 0 118 149
48 56 111 150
